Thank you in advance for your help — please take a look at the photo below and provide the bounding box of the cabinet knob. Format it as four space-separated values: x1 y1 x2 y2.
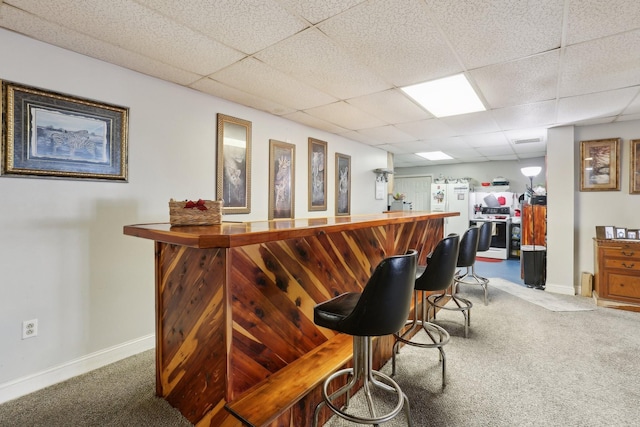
622 262 635 269
621 251 635 256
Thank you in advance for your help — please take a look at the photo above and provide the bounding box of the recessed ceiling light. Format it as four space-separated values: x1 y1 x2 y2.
401 73 486 118
416 151 453 161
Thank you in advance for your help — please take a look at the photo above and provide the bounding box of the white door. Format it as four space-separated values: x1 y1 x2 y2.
394 176 433 211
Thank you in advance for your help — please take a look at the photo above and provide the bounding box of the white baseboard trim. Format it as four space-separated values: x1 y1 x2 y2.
544 282 576 296
0 334 155 405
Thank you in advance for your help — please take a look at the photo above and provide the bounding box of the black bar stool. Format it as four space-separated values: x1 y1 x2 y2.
392 234 460 387
313 250 417 427
455 221 492 305
428 226 479 338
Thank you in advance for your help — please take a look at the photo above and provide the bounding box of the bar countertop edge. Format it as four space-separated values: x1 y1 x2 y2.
123 211 459 248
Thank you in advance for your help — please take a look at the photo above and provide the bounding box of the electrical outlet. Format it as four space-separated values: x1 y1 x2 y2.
22 319 38 339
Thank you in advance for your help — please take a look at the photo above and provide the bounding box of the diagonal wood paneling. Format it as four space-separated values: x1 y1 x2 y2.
149 217 444 425
155 243 227 424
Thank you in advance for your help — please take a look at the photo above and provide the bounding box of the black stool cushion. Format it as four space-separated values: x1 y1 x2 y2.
314 250 417 337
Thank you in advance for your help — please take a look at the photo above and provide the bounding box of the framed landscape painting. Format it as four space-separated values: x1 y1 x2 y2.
1 81 128 181
335 153 351 216
579 138 620 191
268 139 295 220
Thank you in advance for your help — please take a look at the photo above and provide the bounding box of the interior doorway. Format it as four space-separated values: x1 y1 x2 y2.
393 175 433 211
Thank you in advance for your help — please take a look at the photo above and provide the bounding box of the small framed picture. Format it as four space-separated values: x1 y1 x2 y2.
596 226 615 239
605 226 615 239
268 139 295 220
615 227 627 239
627 230 638 240
335 153 351 216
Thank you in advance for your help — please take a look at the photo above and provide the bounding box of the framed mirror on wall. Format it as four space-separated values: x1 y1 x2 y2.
216 114 252 214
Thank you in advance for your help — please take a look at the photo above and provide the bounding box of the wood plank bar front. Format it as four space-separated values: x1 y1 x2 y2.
123 211 456 426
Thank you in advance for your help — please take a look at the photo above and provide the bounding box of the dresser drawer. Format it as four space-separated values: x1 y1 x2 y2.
604 258 640 270
608 273 640 299
602 248 640 259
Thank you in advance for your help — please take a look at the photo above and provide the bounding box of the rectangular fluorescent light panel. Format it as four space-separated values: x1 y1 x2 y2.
401 73 486 118
416 151 453 161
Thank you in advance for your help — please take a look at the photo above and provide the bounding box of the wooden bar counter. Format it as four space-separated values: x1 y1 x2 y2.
124 211 456 426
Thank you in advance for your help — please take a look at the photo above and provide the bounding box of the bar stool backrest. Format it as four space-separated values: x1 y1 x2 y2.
336 250 417 337
477 221 492 252
415 234 460 292
457 226 480 268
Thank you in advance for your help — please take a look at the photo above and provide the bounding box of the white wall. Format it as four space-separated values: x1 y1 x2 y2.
573 121 640 282
396 159 547 196
0 29 388 401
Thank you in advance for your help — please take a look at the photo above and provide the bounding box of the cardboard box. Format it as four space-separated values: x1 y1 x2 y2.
581 272 593 297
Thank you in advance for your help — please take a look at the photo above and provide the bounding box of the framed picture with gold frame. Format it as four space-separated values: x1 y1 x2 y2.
1 80 128 181
630 139 640 194
268 139 295 220
216 113 251 214
308 137 327 211
579 138 620 191
335 153 351 216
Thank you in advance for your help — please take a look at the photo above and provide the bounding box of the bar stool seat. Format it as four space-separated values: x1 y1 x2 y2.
312 250 417 427
392 234 460 387
427 227 479 338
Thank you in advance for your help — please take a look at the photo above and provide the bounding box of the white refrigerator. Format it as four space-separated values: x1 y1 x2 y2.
431 182 471 237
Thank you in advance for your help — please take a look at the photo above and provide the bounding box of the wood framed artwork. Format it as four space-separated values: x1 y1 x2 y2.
308 137 327 211
335 153 351 216
216 113 251 214
268 139 295 220
630 139 640 194
1 80 128 181
579 138 620 191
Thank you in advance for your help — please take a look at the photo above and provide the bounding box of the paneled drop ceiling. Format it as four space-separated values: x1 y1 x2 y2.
2 0 640 167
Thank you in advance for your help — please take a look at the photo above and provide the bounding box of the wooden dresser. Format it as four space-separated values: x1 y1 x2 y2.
593 238 640 312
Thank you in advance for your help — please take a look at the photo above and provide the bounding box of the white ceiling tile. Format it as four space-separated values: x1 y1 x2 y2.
304 101 386 130
281 111 349 134
318 0 461 86
424 0 565 68
475 145 516 156
276 0 366 24
255 28 390 99
439 111 501 136
190 78 296 116
560 30 640 97
483 154 518 161
462 132 510 147
375 143 414 154
623 89 640 114
137 0 307 54
210 58 337 110
0 5 203 86
617 112 640 122
346 90 433 124
557 87 639 123
354 126 416 144
395 119 457 140
566 0 640 45
471 50 560 109
9 0 245 75
492 101 557 131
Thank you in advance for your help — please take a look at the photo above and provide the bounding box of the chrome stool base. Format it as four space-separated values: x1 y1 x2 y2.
392 290 450 387
454 265 489 305
427 290 473 338
313 336 413 426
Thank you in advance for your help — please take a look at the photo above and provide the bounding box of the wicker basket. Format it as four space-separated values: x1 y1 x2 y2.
169 199 223 226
